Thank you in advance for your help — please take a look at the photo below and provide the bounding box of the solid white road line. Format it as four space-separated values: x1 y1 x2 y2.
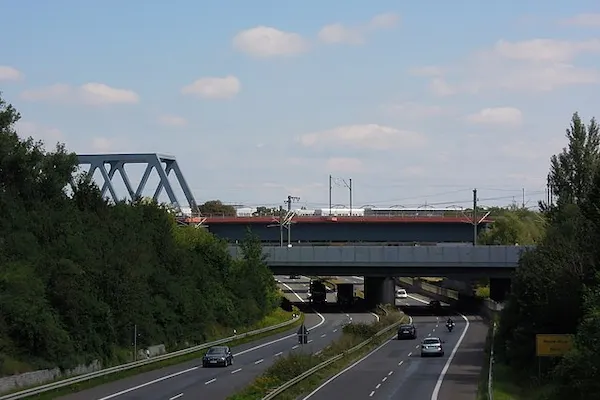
97 367 198 399
98 282 323 399
370 312 380 322
301 316 413 400
431 313 470 400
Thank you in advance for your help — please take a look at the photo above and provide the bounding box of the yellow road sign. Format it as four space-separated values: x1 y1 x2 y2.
536 334 573 357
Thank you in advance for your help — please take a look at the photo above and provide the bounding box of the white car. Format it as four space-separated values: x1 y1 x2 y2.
396 289 408 299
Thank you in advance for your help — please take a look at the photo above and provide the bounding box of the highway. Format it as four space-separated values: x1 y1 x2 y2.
300 292 487 400
58 276 380 400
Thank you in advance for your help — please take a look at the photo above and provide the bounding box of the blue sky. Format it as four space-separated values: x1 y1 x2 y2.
2 1 600 210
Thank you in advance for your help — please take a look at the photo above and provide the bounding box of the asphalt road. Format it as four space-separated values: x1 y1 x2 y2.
301 311 487 400
59 276 377 400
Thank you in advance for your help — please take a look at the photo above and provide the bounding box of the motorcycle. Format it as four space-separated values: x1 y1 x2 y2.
446 322 454 332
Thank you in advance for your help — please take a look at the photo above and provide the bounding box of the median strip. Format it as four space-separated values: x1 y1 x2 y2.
227 305 406 400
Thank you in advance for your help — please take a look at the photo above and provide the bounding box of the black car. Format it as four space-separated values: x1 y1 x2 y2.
202 346 233 367
429 300 441 309
397 324 417 339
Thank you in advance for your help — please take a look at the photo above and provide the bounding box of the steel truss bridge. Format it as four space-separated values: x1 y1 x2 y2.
77 153 198 214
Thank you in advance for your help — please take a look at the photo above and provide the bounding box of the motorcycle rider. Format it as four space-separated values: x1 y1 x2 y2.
446 317 454 326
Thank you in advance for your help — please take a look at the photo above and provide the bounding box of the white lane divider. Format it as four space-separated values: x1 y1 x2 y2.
274 352 283 357
97 283 323 400
231 368 242 374
169 394 183 400
205 378 216 385
254 359 264 365
431 313 470 400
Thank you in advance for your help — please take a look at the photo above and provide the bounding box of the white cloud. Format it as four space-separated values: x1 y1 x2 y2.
232 26 309 57
298 124 427 150
0 66 23 81
416 38 600 96
561 13 600 27
318 13 399 45
20 83 139 105
158 114 187 127
16 121 63 144
181 76 241 99
465 107 523 126
490 38 600 63
325 157 364 173
382 101 447 118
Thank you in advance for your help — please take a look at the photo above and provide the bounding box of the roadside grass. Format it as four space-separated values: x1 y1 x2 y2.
475 285 491 299
420 277 444 283
227 310 407 400
21 308 304 400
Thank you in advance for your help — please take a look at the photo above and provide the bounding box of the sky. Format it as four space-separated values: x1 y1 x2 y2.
2 0 600 211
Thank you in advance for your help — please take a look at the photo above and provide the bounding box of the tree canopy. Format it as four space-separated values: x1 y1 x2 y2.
0 93 279 375
495 112 600 399
199 200 236 216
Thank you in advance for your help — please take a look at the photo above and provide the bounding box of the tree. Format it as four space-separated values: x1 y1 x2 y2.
199 200 236 216
479 206 546 245
0 93 281 376
253 206 279 216
548 112 600 206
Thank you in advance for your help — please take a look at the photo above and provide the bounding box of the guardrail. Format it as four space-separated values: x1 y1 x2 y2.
262 316 405 400
487 322 496 400
0 316 300 400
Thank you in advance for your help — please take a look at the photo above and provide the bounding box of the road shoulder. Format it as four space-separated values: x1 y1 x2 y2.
437 315 488 400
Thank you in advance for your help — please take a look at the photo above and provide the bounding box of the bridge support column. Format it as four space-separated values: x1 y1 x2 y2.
490 278 511 302
364 277 395 307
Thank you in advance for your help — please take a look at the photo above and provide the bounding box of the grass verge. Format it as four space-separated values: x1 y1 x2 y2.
21 307 304 400
227 309 407 400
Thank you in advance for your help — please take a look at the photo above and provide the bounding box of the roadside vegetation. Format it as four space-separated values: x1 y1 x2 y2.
0 93 286 379
227 307 406 400
490 112 600 399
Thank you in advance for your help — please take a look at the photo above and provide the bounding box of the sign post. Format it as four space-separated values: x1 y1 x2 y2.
535 334 574 378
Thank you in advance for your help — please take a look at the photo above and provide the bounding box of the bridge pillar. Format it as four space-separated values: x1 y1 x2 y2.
364 277 395 307
490 278 511 302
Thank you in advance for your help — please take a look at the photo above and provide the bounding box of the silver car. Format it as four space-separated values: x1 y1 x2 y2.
420 337 445 357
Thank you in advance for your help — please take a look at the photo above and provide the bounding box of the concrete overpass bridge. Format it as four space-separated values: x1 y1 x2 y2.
228 244 531 305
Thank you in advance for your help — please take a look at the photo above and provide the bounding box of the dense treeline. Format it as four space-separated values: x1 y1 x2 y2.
478 206 546 246
0 94 279 375
495 112 600 398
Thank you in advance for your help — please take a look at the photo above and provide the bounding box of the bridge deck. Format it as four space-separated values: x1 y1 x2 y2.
228 245 530 269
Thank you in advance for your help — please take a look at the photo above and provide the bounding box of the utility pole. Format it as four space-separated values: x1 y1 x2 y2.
328 175 332 216
329 176 353 214
279 205 284 247
349 178 353 215
522 188 525 208
133 324 137 361
286 195 300 247
472 189 478 246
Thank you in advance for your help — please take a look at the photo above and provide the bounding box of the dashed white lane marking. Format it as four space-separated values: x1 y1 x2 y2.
370 391 375 397
255 359 264 365
408 352 412 357
398 361 404 366
275 352 283 357
388 371 394 376
333 329 338 333
376 384 381 389
205 378 216 385
321 334 327 337
231 368 242 374
308 339 313 343
382 377 387 382
292 345 299 349
169 394 183 400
